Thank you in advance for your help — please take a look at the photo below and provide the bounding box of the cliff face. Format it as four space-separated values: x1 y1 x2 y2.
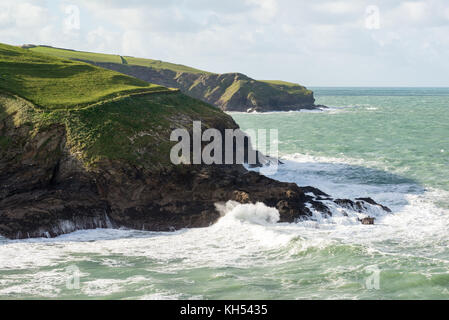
0 43 388 239
25 45 319 112
78 62 316 112
0 92 322 239
0 91 388 239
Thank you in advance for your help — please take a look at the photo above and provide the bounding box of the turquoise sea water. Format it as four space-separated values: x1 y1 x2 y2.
0 88 448 299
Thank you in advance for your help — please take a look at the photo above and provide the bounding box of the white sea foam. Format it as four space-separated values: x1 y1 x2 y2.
216 201 280 225
1 152 448 298
241 152 449 258
227 107 331 116
1 153 447 259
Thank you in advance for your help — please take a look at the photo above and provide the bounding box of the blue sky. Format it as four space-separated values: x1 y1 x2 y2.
1 0 449 86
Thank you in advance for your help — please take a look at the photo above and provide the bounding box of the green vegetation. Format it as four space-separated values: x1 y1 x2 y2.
0 136 10 148
29 46 123 64
260 80 299 86
0 43 170 110
64 93 226 167
0 42 233 169
220 80 243 104
0 92 227 168
24 45 314 111
217 76 313 109
261 80 313 95
123 56 211 74
30 45 210 74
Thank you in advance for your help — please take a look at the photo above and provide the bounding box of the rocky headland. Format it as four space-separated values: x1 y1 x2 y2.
85 62 319 112
25 45 325 113
0 43 387 239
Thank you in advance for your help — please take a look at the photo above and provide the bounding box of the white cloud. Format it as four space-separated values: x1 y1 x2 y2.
14 2 48 28
314 1 360 15
401 1 429 21
445 7 449 20
86 27 119 53
0 1 53 45
246 0 279 22
1 0 449 86
121 30 147 57
0 5 13 28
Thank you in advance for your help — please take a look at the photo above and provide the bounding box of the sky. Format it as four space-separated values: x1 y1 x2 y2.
1 0 448 87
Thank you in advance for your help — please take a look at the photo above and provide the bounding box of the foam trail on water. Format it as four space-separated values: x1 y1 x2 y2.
246 153 449 258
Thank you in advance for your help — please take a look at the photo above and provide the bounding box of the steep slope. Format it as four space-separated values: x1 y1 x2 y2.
1 43 387 239
28 45 209 74
2 44 170 110
27 45 317 112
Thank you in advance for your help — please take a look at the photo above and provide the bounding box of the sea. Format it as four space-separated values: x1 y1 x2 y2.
0 87 448 299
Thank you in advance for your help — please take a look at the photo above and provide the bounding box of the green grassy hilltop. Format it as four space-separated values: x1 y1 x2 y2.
26 45 315 112
29 45 209 74
0 44 171 110
0 43 233 168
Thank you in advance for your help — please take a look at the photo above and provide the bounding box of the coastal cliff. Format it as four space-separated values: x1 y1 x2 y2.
0 43 387 239
86 63 317 112
27 46 319 113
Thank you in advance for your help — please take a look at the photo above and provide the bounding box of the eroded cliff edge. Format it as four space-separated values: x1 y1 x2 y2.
25 45 322 112
0 43 388 239
0 92 388 239
87 62 318 112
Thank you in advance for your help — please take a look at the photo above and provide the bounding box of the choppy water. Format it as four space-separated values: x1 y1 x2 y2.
1 87 448 299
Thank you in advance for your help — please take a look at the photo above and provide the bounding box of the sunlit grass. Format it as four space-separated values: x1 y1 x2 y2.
0 43 170 110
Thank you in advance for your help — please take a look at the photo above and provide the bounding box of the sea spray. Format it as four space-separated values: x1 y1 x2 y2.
215 201 280 225
1 87 449 299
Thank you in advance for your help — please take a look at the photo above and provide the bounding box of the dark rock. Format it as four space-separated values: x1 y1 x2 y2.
359 217 375 225
335 198 391 214
334 199 357 210
356 197 392 213
0 94 388 239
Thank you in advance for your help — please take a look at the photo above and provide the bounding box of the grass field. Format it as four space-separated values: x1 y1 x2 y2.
30 45 209 74
29 45 123 64
260 80 300 87
0 43 171 110
27 46 311 99
217 77 313 107
0 42 231 168
260 80 312 95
